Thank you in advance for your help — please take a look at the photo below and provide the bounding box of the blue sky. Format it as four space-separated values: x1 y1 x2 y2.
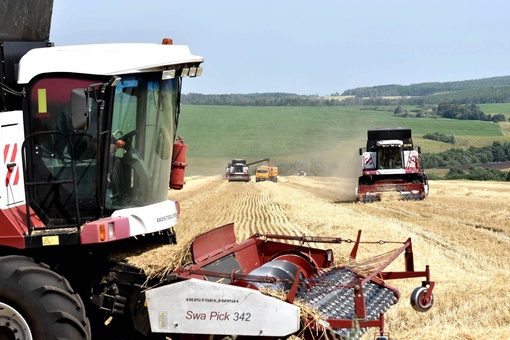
51 0 510 95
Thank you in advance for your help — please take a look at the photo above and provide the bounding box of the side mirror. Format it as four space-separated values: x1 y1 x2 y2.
417 146 422 153
71 88 90 130
359 148 363 155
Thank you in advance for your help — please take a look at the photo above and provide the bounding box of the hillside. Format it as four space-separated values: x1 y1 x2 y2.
124 175 510 339
340 75 510 97
182 75 510 105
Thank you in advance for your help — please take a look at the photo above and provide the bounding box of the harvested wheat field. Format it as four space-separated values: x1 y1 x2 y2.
127 175 510 339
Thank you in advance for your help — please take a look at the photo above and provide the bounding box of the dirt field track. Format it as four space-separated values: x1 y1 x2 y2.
132 175 510 339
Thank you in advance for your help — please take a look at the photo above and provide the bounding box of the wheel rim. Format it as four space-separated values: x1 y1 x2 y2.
0 302 33 340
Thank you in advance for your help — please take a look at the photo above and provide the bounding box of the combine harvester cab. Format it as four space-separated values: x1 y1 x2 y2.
356 128 429 202
0 1 204 338
145 223 436 340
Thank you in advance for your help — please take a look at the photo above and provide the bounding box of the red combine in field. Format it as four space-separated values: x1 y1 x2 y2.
356 128 429 202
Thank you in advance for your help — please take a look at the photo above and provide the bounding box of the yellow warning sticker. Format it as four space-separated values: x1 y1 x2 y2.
159 312 168 329
37 88 47 113
42 235 59 246
36 88 50 118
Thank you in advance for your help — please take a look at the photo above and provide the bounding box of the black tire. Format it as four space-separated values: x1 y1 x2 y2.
0 255 91 340
410 286 434 312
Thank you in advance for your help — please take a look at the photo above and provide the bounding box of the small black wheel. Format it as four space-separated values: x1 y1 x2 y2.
0 256 91 339
167 228 177 244
410 286 434 312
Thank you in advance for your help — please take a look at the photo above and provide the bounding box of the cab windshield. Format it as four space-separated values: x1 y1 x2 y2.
106 74 179 210
24 73 179 227
378 147 403 169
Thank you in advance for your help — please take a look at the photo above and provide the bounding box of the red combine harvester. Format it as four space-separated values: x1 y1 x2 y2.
226 159 251 182
356 128 429 202
0 0 203 338
146 223 436 340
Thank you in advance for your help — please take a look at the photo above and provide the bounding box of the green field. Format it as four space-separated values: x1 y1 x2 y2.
177 104 510 175
479 103 510 117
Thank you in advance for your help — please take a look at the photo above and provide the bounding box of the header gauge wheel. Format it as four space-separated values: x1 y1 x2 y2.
410 286 434 312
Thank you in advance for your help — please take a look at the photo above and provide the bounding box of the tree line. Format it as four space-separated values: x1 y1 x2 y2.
182 87 510 107
441 167 510 181
393 103 509 122
182 75 510 106
423 132 456 144
182 93 347 106
421 141 510 168
422 141 510 182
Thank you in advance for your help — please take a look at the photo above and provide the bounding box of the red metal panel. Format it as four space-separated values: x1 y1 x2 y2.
80 216 131 244
232 238 261 273
192 223 237 263
0 204 44 249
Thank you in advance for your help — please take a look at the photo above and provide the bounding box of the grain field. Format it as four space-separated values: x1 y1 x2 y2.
129 175 510 339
